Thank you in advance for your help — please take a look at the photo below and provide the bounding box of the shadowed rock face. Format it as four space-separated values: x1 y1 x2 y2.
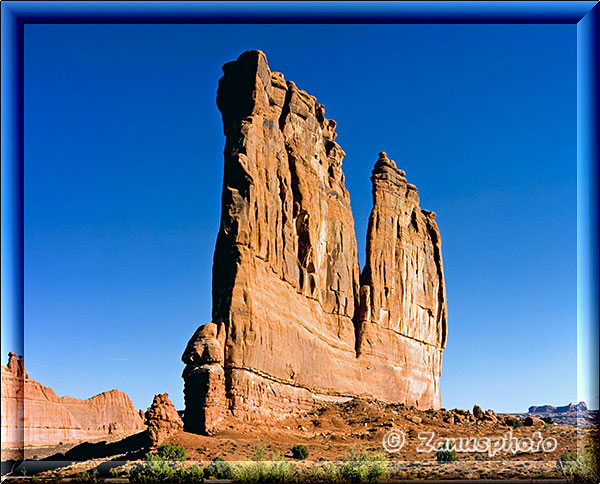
182 51 447 434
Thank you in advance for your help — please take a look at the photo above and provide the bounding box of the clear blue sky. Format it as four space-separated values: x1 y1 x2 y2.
11 23 580 413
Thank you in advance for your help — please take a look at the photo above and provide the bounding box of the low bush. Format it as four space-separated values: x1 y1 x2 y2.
558 442 599 483
436 444 458 463
291 444 309 460
506 417 524 429
230 454 296 484
128 445 200 483
179 464 204 483
230 460 268 483
542 416 554 424
129 459 175 483
319 462 341 483
227 447 388 483
339 448 388 483
76 469 100 482
205 456 232 479
252 443 268 461
154 443 186 461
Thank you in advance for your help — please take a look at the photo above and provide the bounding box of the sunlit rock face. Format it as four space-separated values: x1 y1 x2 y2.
182 51 447 434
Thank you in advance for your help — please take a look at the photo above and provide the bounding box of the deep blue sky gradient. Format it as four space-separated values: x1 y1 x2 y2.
16 23 577 412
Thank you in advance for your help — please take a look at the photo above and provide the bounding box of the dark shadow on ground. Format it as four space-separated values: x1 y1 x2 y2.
4 431 151 476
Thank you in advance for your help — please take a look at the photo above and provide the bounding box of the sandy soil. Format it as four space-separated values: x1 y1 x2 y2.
2 399 597 481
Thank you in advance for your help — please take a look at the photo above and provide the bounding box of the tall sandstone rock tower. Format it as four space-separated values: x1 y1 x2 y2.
182 51 447 434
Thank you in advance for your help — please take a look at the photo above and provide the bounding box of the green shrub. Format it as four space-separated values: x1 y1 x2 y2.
267 459 296 483
252 443 268 461
291 444 309 460
177 464 204 483
558 442 599 483
319 462 341 483
230 456 297 484
155 443 186 461
231 461 268 483
128 445 192 483
542 416 554 424
436 444 458 463
205 456 232 479
339 448 387 483
129 459 175 483
506 417 523 429
76 470 100 482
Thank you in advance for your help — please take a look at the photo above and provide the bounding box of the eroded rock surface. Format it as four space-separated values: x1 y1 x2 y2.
182 51 447 434
145 393 184 445
1 353 145 448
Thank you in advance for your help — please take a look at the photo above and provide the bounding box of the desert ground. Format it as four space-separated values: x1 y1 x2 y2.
2 399 597 482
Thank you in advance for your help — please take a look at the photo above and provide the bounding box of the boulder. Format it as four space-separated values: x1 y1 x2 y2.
523 416 545 426
473 405 484 419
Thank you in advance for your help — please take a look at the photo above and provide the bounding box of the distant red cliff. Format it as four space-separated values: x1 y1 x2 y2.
1 352 144 448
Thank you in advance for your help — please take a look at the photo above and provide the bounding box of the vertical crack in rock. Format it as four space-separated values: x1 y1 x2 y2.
182 51 447 434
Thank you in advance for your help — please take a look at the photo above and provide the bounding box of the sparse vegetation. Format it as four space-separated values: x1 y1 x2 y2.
506 417 524 429
318 461 342 483
252 443 268 461
542 416 554 424
557 441 599 483
436 444 458 463
76 469 100 482
129 444 201 483
339 448 388 483
291 444 309 460
227 447 387 483
181 464 204 483
205 456 232 479
230 448 296 483
154 443 186 461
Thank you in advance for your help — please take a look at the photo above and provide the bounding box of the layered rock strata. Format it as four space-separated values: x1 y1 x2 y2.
1 353 145 448
182 51 447 434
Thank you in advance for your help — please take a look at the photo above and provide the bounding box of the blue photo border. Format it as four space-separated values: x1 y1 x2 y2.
1 0 598 453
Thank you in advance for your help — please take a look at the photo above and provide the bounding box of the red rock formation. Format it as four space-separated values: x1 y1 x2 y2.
357 152 447 408
1 353 145 448
144 393 184 445
182 51 447 434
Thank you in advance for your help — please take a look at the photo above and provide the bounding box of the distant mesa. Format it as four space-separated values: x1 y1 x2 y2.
519 401 597 428
182 50 448 434
1 352 144 449
528 402 588 414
